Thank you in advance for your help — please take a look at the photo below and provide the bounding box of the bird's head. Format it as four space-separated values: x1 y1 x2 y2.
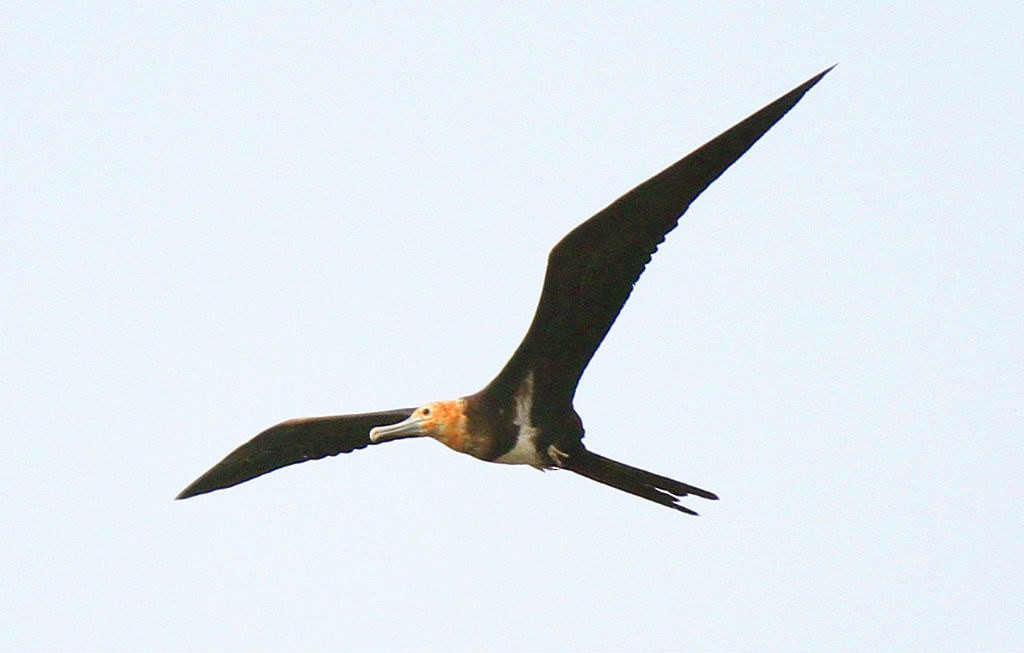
369 399 469 452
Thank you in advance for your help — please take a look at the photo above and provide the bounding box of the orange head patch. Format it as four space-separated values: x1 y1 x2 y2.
415 399 469 452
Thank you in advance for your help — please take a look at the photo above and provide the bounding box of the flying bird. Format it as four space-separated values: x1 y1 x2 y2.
177 68 831 514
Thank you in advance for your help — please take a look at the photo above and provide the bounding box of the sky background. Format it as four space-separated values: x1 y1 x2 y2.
3 3 1021 651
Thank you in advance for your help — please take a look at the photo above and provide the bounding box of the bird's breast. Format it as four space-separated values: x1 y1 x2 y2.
492 371 546 466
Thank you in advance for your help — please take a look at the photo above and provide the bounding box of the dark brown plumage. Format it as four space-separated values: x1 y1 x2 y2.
177 68 831 513
176 409 414 500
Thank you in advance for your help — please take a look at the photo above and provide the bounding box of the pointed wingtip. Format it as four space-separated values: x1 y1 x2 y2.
174 485 201 501
804 64 837 91
175 473 225 500
797 65 836 95
175 472 231 500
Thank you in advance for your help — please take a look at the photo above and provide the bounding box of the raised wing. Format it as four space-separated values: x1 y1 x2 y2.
488 67 831 405
175 408 415 499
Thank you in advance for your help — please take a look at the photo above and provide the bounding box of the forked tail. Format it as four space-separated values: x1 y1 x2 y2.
562 449 718 515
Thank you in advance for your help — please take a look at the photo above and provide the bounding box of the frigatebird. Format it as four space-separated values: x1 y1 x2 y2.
177 68 831 514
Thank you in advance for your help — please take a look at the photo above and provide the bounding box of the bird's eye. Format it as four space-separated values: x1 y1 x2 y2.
421 407 431 416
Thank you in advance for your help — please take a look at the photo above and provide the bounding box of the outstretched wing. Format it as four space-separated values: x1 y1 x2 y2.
488 68 831 405
176 408 415 499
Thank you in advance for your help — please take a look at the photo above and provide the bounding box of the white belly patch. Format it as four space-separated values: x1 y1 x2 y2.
494 371 543 466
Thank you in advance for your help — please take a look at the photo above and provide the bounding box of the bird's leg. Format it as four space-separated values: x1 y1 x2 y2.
547 444 570 467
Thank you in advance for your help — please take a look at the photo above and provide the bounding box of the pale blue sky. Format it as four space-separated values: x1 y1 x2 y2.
3 3 1021 651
